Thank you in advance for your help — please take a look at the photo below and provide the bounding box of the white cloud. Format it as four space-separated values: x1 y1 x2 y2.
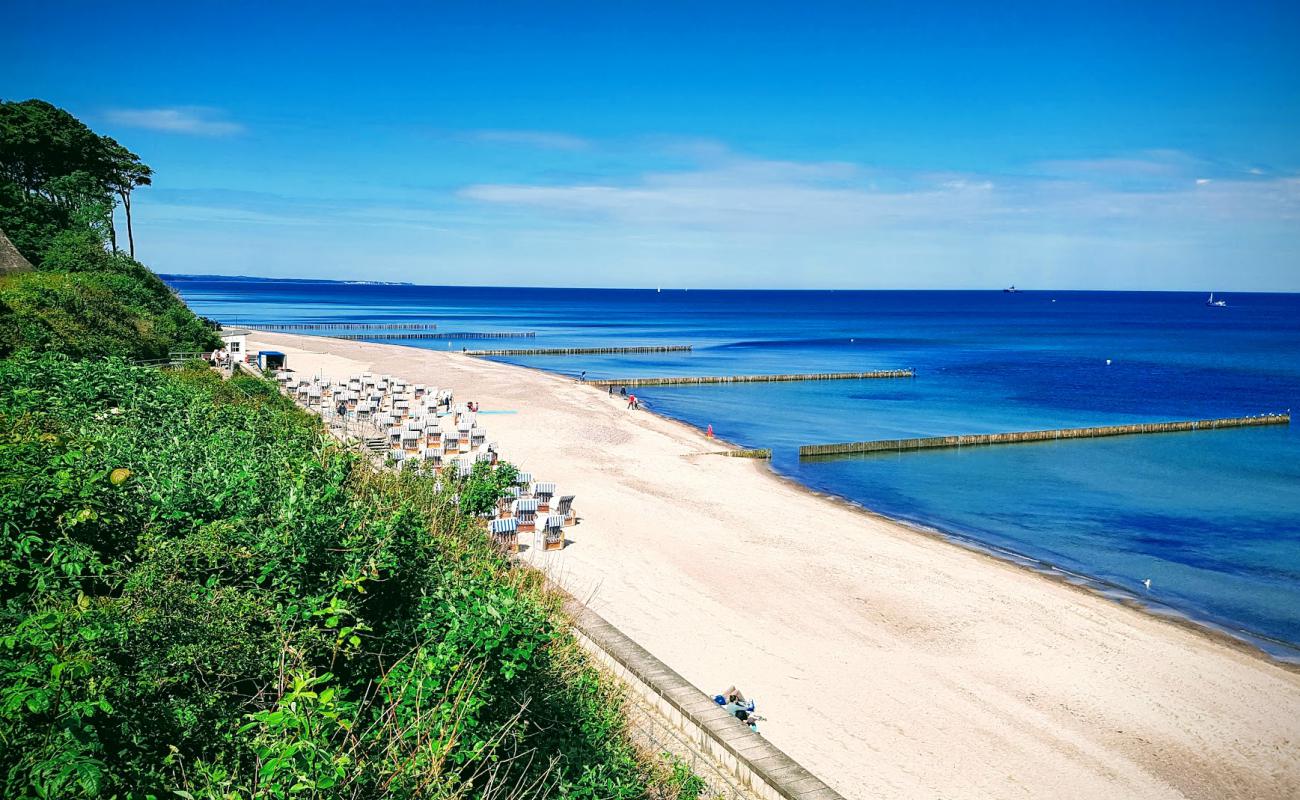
104 107 245 136
458 151 1300 236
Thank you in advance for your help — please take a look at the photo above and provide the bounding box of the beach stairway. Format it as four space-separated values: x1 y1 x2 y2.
361 435 388 454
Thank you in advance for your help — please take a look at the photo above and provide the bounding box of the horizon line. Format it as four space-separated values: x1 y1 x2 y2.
159 273 1297 295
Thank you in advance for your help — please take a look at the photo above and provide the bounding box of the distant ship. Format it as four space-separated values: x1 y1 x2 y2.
1004 285 1020 293
1205 293 1227 307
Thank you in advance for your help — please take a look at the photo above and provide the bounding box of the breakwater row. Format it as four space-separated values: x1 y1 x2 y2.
722 448 773 459
466 345 693 356
799 414 1291 458
592 369 913 388
253 322 439 331
329 331 536 341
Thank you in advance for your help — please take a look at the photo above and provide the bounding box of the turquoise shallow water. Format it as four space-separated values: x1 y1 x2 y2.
170 278 1300 658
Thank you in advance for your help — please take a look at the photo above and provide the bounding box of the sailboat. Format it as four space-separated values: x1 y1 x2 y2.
1003 285 1019 293
1205 293 1227 307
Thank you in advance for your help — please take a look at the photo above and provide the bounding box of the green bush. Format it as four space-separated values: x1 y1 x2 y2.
0 354 695 798
0 231 218 359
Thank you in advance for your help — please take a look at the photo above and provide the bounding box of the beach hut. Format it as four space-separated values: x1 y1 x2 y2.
541 514 565 551
533 482 557 513
554 495 577 526
513 498 539 533
488 517 519 554
219 327 249 361
257 351 286 371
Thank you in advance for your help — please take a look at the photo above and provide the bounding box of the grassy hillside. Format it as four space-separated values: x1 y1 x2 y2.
0 355 696 798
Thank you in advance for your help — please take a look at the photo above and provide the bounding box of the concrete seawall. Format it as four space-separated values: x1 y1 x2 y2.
563 597 846 800
800 413 1291 457
591 370 913 387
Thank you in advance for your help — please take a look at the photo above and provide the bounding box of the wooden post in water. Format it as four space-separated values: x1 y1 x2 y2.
799 414 1291 458
465 345 693 356
590 370 913 387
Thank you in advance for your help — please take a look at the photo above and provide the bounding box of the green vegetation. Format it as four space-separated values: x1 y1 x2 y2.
0 98 217 360
0 100 696 798
0 355 691 798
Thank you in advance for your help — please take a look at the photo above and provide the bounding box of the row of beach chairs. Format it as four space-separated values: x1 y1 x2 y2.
278 369 576 553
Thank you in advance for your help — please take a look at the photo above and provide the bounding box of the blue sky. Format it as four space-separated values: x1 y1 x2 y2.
4 1 1298 289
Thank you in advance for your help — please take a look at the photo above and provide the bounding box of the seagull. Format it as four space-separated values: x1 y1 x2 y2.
1142 579 1152 591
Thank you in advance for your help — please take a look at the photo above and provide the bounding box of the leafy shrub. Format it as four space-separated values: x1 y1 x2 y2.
0 354 696 798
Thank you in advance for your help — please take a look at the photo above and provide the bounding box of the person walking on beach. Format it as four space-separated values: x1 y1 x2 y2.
579 370 587 382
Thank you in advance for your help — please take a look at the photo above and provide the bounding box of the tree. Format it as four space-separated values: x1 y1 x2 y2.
104 140 152 258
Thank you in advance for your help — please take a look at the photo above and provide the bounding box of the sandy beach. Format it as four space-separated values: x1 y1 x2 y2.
251 331 1300 800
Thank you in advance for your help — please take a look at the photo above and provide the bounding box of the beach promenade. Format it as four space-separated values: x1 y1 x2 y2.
250 331 1300 800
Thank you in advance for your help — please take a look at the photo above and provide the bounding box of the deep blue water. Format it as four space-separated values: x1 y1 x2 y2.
170 277 1300 658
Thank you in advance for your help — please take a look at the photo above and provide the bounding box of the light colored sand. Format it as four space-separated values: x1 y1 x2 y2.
251 332 1300 800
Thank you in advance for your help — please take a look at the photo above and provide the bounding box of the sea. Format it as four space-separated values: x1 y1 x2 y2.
167 277 1300 660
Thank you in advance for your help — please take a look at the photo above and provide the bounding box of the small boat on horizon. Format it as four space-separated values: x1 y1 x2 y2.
1206 293 1227 307
1004 285 1020 293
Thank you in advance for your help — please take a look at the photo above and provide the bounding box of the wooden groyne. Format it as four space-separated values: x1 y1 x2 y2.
592 369 913 388
465 345 693 357
328 331 536 341
721 448 773 459
799 413 1291 458
253 322 438 331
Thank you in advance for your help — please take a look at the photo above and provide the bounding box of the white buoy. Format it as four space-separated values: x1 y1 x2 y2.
1106 359 1112 365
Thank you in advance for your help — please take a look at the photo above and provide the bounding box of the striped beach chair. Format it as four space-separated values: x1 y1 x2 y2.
554 495 576 526
422 445 444 472
497 486 519 519
488 517 519 554
542 514 565 551
513 498 539 533
515 472 533 497
424 422 442 448
533 482 557 513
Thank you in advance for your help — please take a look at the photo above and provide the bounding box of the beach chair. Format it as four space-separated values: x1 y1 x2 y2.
515 472 533 497
470 426 486 448
388 425 403 449
453 458 474 479
514 498 539 533
554 495 576 526
457 423 473 453
533 482 557 513
488 517 519 554
401 429 421 454
497 486 519 519
424 423 442 448
422 445 444 472
389 449 406 470
413 384 426 399
542 514 565 551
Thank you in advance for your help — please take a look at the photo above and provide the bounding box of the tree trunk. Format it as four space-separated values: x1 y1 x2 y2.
108 203 118 253
123 191 135 258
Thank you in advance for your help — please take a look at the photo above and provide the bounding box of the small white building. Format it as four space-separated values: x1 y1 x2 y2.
219 327 249 360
